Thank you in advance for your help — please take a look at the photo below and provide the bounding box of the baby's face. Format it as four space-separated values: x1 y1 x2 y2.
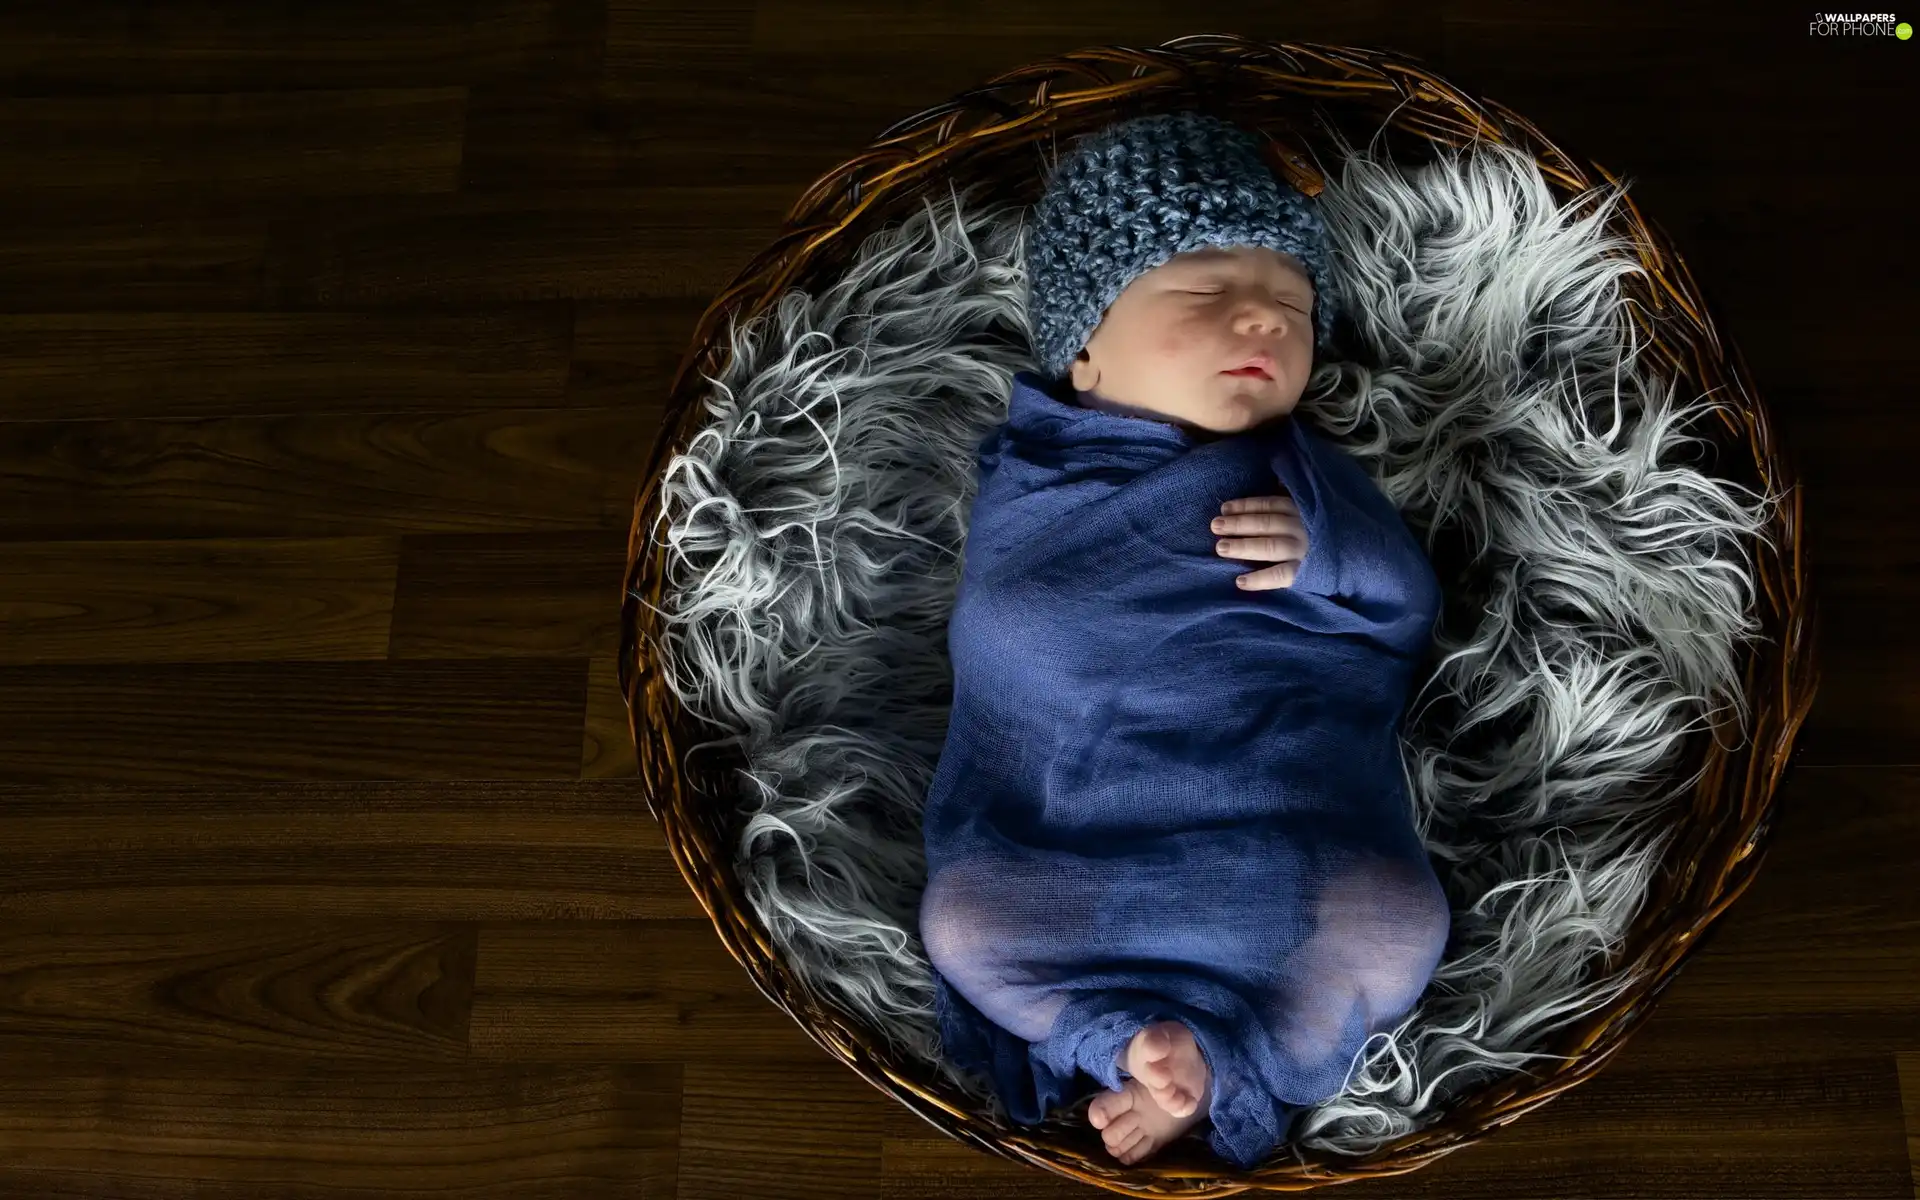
1068 245 1315 437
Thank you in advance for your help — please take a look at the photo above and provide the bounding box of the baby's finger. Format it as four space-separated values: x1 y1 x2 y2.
1235 560 1300 590
1211 510 1304 537
1221 495 1295 515
1216 533 1304 561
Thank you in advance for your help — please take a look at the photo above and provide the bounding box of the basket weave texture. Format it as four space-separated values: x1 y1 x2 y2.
619 35 1821 1196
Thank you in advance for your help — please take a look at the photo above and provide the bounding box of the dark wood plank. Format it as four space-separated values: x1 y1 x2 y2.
581 653 640 778
0 308 573 423
0 923 476 1068
1639 185 1918 398
0 659 587 783
730 0 1449 85
0 537 396 664
0 780 697 922
462 0 757 193
0 89 465 202
0 408 655 541
0 0 599 94
1899 1054 1920 1197
467 0 608 84
257 185 794 307
567 298 723 404
469 921 828 1062
0 1061 681 1199
389 529 628 660
1761 387 1915 765
0 199 269 312
881 1126 1155 1200
461 76 848 193
1440 8 1912 174
679 1059 887 1200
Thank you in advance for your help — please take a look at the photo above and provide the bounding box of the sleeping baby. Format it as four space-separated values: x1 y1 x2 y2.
918 110 1452 1170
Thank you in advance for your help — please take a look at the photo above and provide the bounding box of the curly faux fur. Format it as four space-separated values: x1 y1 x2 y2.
631 130 1787 1161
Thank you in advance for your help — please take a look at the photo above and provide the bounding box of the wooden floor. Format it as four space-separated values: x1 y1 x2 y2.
0 1 1915 1196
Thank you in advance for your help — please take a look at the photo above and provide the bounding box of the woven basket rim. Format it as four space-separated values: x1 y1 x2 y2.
618 34 1822 1195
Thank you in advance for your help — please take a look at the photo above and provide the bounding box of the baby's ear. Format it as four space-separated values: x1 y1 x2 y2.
1068 349 1096 391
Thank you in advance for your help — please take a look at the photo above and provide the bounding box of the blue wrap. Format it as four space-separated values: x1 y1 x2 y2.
918 370 1453 1168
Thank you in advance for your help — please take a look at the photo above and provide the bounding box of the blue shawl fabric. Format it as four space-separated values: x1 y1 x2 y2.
918 370 1451 1168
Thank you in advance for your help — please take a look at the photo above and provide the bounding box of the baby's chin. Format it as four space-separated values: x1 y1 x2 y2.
1207 381 1302 429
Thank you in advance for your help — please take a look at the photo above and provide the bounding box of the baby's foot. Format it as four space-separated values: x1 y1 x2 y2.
1122 1020 1211 1119
1087 1076 1207 1166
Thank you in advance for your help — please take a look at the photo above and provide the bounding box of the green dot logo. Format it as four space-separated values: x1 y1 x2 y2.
1900 21 1914 38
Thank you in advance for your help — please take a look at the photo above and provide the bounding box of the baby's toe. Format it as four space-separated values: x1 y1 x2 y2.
1100 1111 1144 1157
1151 1083 1197 1119
1087 1086 1132 1130
1128 1021 1175 1082
1141 1022 1173 1057
1117 1126 1153 1164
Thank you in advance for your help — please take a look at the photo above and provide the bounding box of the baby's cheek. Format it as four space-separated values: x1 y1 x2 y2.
1155 333 1212 381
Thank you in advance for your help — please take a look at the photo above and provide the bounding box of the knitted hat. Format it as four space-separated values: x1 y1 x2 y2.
1024 110 1339 382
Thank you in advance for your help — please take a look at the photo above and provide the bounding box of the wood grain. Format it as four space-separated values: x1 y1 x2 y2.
0 308 575 423
0 780 699 923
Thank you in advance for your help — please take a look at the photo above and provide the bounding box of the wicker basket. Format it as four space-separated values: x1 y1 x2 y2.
619 35 1821 1195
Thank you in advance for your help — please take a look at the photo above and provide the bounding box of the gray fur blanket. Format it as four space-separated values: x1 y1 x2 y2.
633 134 1785 1160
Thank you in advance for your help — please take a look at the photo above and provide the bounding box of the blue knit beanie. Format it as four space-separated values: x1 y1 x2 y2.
1024 110 1339 382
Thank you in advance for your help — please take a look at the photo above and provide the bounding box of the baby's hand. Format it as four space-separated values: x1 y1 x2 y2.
1210 494 1308 590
